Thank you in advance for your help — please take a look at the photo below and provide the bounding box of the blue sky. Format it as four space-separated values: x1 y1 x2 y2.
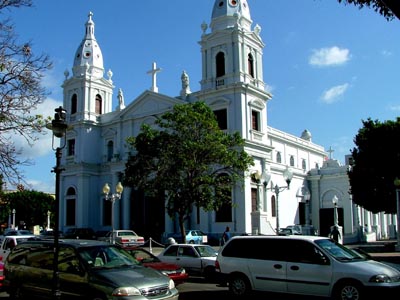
5 0 400 193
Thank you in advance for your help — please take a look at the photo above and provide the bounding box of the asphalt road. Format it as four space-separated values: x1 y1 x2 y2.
0 278 325 300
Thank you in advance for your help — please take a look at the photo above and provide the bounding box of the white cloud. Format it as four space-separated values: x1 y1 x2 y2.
309 46 350 67
321 83 350 104
388 104 400 111
13 97 63 160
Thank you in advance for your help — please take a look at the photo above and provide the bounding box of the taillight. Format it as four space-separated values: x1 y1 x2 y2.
215 260 221 272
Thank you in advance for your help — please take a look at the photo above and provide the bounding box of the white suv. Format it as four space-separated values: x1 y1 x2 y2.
215 235 400 300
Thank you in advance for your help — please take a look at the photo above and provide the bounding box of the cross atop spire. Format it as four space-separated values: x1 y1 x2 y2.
147 62 162 93
327 146 335 159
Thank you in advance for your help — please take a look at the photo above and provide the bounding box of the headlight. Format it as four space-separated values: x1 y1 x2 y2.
112 287 141 296
169 279 175 289
369 274 392 283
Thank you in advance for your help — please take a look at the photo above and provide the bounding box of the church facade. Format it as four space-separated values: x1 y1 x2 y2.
59 0 331 242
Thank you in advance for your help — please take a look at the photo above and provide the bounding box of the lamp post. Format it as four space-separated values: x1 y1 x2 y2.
102 182 124 244
332 195 339 226
263 166 293 234
394 178 400 251
46 106 68 300
12 209 16 229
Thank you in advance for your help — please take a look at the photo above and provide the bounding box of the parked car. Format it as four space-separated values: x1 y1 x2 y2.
39 230 64 239
165 230 208 245
3 229 33 236
0 259 4 290
124 247 189 285
185 230 208 244
3 239 179 300
64 227 96 239
99 230 145 247
0 235 37 262
215 235 400 299
158 244 218 280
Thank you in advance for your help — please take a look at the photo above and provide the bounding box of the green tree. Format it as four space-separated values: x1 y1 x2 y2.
336 0 400 20
0 0 53 185
123 102 254 243
349 117 400 214
0 187 54 230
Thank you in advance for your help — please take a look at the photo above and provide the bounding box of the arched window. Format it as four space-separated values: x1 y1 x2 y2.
95 94 102 114
107 141 114 161
216 52 225 78
302 159 307 170
215 174 232 222
248 53 254 77
71 94 77 114
276 152 282 163
66 187 76 226
290 155 295 167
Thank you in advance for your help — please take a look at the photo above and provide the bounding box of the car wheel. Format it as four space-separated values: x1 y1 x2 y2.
229 274 251 296
333 280 363 300
189 240 194 244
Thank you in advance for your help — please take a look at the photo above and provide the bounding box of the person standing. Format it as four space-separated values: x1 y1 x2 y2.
221 226 231 246
329 225 341 243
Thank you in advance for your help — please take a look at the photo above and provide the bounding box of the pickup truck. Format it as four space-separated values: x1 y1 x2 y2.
98 230 145 247
0 235 37 262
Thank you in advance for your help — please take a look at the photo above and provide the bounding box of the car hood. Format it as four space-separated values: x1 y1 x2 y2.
142 261 181 271
92 265 169 287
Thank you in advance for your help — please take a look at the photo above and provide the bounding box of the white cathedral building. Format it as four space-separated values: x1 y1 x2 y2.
58 0 393 243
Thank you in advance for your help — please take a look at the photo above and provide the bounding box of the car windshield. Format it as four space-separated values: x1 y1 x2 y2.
194 245 217 257
315 239 365 261
78 245 140 269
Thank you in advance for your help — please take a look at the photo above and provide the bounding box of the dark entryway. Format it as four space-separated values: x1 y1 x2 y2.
319 208 343 237
130 190 165 243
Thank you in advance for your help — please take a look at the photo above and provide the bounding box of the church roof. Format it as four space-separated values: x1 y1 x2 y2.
72 12 104 78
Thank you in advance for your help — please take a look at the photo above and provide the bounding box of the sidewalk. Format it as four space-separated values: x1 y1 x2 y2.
346 240 400 265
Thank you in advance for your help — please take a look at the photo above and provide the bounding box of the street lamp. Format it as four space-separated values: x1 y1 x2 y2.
394 178 400 251
46 106 68 300
12 209 16 229
102 182 124 243
264 166 293 234
332 195 339 226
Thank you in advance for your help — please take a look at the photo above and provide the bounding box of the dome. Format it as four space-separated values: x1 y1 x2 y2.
72 12 104 78
211 0 252 31
301 129 312 141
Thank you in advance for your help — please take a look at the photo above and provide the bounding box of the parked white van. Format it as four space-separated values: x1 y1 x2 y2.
215 235 400 300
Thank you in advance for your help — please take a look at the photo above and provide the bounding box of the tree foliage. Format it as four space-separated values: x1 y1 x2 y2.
123 102 254 242
0 0 53 185
336 0 400 20
349 118 400 214
0 185 54 231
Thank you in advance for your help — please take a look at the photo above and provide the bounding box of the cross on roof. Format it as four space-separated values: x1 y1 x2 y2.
327 146 334 159
147 62 162 93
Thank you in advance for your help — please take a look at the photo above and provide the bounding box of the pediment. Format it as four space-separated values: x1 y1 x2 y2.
118 90 186 120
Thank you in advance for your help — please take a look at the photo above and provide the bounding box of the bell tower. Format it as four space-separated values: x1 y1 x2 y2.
62 11 114 124
198 0 271 143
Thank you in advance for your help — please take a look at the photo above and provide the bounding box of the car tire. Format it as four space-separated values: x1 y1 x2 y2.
333 280 363 300
189 240 194 244
229 274 251 296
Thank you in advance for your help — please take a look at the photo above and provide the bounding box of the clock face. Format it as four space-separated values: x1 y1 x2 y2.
230 0 238 7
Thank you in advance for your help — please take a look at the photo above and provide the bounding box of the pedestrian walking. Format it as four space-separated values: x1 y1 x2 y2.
329 225 341 242
221 226 231 246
